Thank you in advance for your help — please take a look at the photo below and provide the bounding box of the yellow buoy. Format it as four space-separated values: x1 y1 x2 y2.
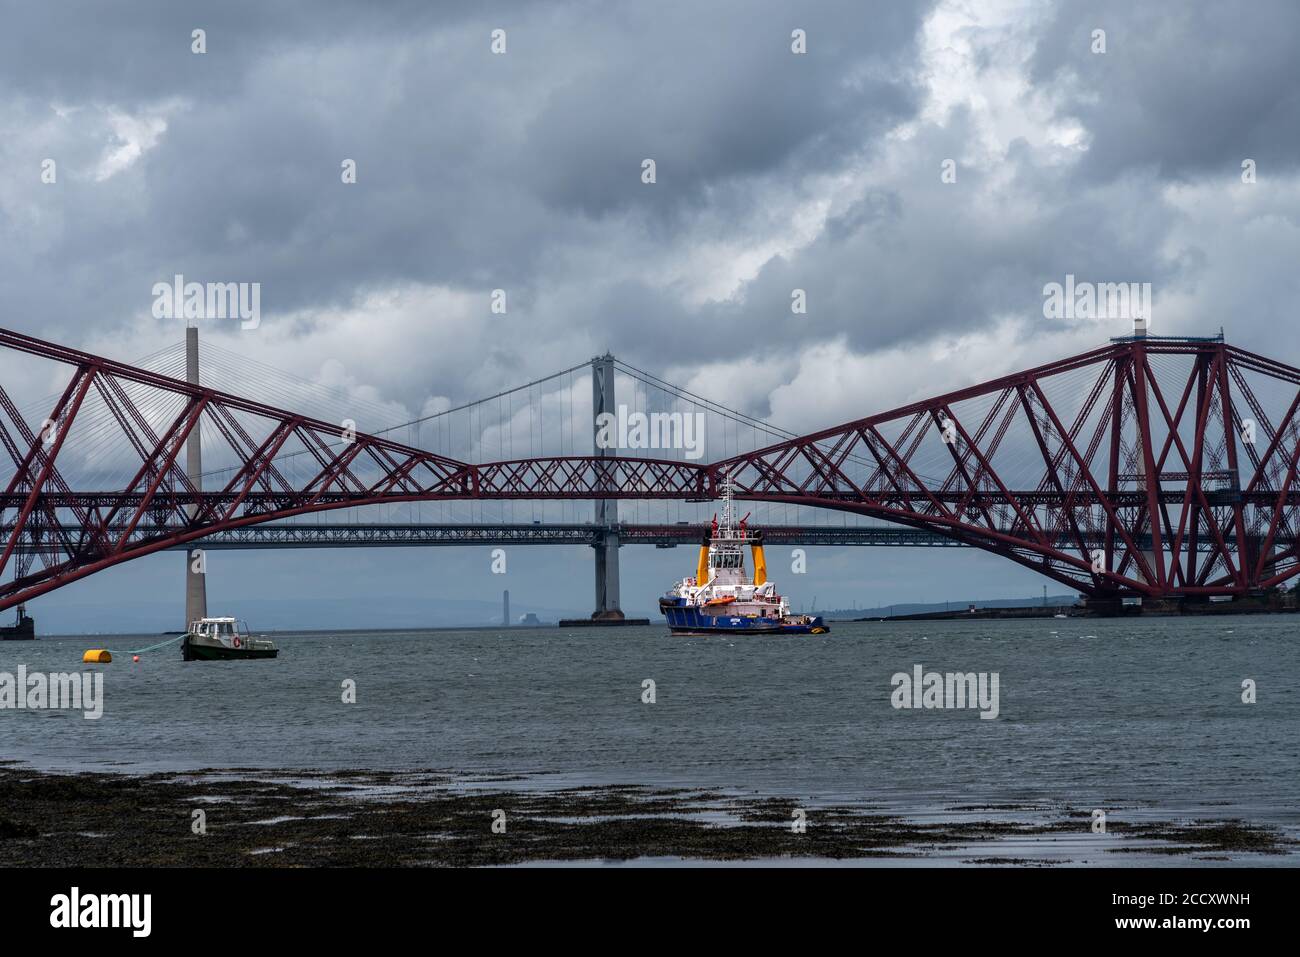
82 649 112 663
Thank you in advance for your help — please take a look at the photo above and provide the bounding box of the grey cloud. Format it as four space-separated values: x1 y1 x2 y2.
707 111 1190 359
523 1 926 219
0 1 519 102
1030 0 1300 182
2 0 1296 412
0 0 937 408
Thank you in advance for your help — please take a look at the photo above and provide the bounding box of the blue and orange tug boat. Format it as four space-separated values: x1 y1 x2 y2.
659 477 829 636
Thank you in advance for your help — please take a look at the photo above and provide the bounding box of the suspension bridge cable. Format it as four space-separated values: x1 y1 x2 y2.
613 359 798 439
198 355 594 480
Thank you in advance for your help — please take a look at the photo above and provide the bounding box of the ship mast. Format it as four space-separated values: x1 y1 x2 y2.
719 471 736 533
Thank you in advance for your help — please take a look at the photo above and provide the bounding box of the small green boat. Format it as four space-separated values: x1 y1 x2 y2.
182 617 278 661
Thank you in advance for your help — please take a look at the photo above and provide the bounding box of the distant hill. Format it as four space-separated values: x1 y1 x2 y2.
820 594 1082 620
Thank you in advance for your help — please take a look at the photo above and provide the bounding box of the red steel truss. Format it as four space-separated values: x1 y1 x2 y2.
715 335 1300 599
2 327 1298 608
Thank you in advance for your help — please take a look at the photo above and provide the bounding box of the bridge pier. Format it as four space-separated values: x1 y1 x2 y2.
593 528 622 620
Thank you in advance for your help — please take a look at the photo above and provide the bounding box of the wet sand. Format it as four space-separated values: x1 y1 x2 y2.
4 763 1296 866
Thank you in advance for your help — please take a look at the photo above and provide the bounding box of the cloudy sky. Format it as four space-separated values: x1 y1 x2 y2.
3 0 1299 631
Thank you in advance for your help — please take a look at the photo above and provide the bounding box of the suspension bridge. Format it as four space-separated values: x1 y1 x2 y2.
1 325 1298 621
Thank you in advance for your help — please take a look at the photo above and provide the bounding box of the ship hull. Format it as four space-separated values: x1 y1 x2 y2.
0 617 35 640
660 601 828 635
182 635 279 661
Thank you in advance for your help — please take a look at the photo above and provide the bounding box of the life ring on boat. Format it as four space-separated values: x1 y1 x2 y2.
232 636 242 648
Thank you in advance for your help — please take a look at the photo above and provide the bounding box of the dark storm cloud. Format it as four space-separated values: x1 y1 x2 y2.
0 1 510 100
2 0 1297 412
1030 0 1300 182
523 1 924 219
0 0 935 396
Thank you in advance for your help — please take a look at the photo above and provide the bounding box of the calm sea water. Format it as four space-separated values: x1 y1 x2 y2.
4 617 1298 823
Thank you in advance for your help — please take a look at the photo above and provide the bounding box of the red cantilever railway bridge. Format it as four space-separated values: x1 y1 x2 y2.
1 326 1298 610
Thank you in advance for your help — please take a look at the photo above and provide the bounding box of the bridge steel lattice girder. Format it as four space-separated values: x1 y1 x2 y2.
2 328 1299 608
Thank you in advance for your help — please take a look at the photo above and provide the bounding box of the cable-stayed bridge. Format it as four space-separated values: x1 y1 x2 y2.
2 326 1298 617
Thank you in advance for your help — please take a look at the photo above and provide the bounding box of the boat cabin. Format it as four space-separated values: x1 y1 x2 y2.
188 616 250 647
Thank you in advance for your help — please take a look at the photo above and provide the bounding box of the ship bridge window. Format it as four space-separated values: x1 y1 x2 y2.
711 552 744 569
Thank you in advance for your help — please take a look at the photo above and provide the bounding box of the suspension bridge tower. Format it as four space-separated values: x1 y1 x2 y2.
591 352 623 620
184 324 208 628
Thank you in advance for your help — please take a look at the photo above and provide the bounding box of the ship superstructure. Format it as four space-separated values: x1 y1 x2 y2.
182 617 279 660
659 477 828 635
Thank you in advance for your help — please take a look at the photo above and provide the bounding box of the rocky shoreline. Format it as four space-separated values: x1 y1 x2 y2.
1 764 1293 866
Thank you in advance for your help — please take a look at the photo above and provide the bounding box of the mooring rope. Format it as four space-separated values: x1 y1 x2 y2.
122 634 187 655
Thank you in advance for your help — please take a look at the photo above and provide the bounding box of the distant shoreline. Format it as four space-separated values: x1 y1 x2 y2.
856 602 1300 622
